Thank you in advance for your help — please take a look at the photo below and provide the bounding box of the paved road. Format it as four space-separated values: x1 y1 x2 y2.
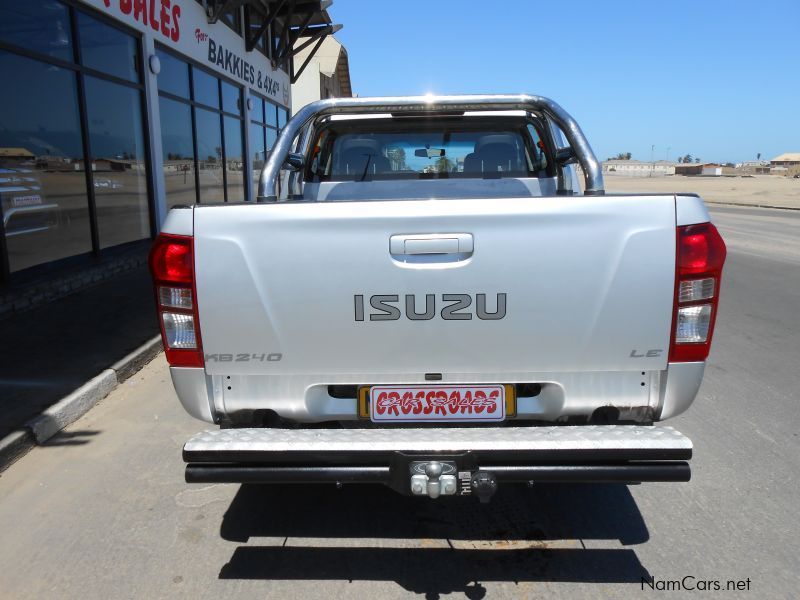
0 205 798 599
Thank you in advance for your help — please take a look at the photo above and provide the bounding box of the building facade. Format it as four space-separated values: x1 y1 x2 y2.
737 161 770 175
769 153 800 176
602 160 675 176
291 35 352 114
0 0 339 293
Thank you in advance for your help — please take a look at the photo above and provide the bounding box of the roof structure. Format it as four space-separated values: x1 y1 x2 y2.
603 159 675 165
770 153 800 162
293 35 351 96
202 0 341 83
0 147 35 158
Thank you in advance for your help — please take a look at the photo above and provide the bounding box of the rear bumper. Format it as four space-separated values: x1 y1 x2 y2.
183 425 692 493
170 362 707 425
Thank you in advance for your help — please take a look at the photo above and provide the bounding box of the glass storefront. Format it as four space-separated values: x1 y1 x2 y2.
224 116 245 202
156 48 247 207
0 0 294 283
249 94 287 200
0 0 151 275
158 97 197 208
84 76 150 249
0 0 74 62
0 51 92 273
195 107 225 203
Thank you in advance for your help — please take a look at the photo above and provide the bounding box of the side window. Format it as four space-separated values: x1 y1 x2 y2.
526 123 548 173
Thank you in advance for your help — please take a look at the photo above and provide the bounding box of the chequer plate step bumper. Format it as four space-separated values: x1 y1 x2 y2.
184 425 692 488
183 425 692 463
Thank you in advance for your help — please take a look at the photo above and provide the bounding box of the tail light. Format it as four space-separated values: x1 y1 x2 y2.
148 234 204 368
669 223 727 362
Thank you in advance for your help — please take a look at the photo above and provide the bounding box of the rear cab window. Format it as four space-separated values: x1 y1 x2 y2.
306 117 555 182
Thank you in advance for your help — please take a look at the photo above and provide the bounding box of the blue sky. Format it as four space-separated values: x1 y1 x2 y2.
329 1 799 164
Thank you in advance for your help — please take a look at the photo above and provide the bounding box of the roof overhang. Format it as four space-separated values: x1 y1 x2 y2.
292 36 351 96
202 0 342 82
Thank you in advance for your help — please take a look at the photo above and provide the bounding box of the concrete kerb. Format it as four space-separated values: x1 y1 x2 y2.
27 369 119 443
111 336 163 383
705 201 800 211
0 334 163 473
0 430 35 474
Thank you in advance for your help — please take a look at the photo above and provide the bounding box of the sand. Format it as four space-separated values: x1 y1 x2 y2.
601 174 800 209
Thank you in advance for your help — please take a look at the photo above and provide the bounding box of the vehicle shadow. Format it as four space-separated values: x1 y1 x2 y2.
218 483 650 595
42 429 101 446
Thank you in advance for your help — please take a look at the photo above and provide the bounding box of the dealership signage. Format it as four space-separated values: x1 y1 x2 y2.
206 37 283 99
83 0 289 105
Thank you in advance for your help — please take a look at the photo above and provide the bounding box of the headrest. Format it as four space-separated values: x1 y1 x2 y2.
339 138 381 154
475 134 517 152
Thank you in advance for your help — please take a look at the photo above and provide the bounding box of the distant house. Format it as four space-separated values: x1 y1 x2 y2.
0 147 35 160
675 163 736 176
769 153 800 176
602 159 675 177
769 152 800 167
674 163 703 175
738 160 770 175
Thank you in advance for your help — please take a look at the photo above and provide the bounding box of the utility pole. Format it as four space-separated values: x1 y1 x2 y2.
651 145 655 177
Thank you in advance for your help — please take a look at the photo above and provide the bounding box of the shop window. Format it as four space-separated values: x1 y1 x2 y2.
224 116 245 201
272 19 287 73
250 95 265 122
249 96 266 200
278 107 288 130
77 11 139 83
266 127 278 150
265 103 278 128
0 50 91 272
222 81 242 116
159 97 196 209
248 94 286 201
222 7 242 35
193 68 220 110
84 76 149 249
194 107 225 203
0 0 74 63
0 2 153 282
250 120 266 172
156 48 246 205
246 8 269 57
195 1 241 36
155 48 190 98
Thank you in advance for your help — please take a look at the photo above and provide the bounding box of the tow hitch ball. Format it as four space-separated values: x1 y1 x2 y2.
409 461 497 502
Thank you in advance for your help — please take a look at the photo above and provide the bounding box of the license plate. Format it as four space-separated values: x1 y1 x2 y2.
12 194 42 207
361 384 514 423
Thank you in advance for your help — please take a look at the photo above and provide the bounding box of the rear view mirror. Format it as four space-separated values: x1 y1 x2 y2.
414 148 445 158
283 152 305 171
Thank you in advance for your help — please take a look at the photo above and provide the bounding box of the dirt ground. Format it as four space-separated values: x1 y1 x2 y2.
601 174 800 209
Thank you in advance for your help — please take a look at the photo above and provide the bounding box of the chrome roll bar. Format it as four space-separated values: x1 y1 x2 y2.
257 94 604 201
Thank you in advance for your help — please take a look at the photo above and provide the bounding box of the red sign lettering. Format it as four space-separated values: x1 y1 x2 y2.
373 387 502 420
100 0 181 43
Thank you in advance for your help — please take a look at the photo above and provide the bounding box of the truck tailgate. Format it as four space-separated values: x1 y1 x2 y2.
194 194 676 376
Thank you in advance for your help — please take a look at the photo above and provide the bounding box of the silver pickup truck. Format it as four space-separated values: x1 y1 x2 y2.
149 95 726 502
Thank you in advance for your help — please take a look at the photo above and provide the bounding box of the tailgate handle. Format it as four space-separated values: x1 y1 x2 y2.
390 233 473 255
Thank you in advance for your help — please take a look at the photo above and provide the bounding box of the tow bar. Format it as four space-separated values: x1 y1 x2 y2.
183 425 693 502
409 460 498 502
